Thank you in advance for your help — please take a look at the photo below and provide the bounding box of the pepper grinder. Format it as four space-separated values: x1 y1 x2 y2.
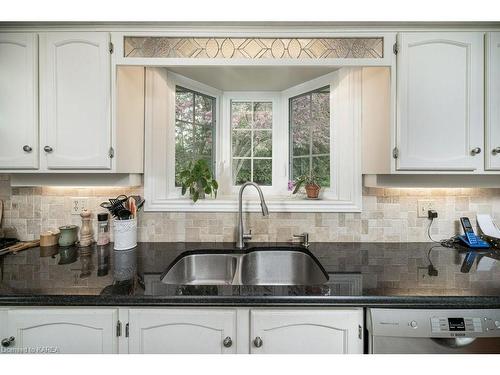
79 210 94 247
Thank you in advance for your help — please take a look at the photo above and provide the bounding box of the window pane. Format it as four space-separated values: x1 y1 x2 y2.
194 94 213 126
253 130 272 157
254 159 272 186
292 124 310 157
312 124 329 154
194 128 213 158
233 159 251 185
311 91 330 125
253 102 273 129
291 95 310 127
311 91 330 154
231 102 252 129
292 157 309 181
232 130 252 157
175 90 194 122
175 122 197 186
312 155 330 188
289 86 330 185
175 86 216 187
231 100 273 185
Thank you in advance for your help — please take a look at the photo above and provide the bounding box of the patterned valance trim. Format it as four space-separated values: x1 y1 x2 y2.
124 37 384 59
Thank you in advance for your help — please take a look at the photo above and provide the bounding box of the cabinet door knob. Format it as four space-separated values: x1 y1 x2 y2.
44 146 53 153
253 336 263 348
492 147 500 155
22 145 32 152
471 147 481 155
223 336 233 348
1 336 15 347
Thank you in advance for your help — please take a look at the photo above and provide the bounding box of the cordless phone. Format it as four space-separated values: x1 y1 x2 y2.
458 217 490 249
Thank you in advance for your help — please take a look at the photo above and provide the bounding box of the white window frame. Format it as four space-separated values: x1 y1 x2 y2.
221 92 287 197
162 71 222 199
283 71 338 200
144 67 362 212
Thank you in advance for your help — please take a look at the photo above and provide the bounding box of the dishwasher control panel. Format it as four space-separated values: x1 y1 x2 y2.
368 309 500 338
431 317 482 333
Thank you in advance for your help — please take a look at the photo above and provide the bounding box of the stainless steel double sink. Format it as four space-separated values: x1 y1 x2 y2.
160 247 329 286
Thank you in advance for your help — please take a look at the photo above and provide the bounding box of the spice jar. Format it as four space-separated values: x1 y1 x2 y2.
97 212 110 246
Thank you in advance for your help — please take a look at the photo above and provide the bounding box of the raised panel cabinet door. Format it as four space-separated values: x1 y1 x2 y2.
40 32 111 170
128 309 237 354
3 308 118 354
250 309 363 354
396 32 484 171
0 33 38 169
486 32 500 170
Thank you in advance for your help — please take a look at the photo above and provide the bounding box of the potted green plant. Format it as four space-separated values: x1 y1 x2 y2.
178 159 218 203
292 174 321 199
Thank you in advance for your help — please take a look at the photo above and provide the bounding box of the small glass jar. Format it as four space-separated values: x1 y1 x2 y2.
97 212 110 246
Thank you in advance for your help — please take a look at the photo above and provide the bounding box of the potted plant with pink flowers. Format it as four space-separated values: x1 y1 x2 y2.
291 174 321 199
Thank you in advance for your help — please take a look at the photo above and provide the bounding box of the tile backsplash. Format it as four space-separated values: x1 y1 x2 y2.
0 174 499 243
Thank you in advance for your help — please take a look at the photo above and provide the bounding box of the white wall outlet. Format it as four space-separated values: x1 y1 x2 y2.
417 200 435 218
71 198 89 215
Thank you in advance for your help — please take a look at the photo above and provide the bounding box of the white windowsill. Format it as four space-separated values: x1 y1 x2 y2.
145 194 362 212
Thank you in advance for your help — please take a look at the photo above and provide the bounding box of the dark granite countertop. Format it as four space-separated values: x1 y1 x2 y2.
0 242 499 308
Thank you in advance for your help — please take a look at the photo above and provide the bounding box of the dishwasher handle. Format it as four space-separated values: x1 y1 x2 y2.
431 337 477 348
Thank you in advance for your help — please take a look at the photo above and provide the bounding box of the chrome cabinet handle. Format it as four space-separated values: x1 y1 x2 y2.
223 336 232 348
471 147 481 155
22 145 32 152
1 336 15 347
492 147 500 155
44 146 53 153
253 336 263 348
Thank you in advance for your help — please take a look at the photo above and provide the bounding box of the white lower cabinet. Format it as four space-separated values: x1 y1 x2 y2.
127 308 363 354
0 307 363 354
127 308 237 354
1 308 118 354
250 309 363 354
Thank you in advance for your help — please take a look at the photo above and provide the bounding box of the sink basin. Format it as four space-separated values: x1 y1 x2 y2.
160 247 329 286
239 249 328 285
161 252 237 285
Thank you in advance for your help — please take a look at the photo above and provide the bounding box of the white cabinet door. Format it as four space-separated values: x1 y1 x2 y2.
396 32 484 171
40 32 111 170
3 308 118 354
0 33 38 169
128 309 237 354
250 309 363 354
486 32 500 170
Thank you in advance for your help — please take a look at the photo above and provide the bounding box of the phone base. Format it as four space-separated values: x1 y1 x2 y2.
458 235 490 249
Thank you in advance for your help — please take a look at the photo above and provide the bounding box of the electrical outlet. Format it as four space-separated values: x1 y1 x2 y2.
417 200 435 218
71 198 89 215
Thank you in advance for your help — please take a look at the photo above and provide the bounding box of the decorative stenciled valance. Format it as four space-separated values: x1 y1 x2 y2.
123 37 384 59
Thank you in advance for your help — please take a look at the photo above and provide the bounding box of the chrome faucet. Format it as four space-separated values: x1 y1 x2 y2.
236 182 269 249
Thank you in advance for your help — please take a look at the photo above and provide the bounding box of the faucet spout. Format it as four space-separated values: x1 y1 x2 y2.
236 182 269 249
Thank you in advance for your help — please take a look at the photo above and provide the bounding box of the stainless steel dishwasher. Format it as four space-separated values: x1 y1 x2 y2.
367 308 500 354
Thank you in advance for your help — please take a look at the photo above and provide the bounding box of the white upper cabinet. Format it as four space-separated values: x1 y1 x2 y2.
0 33 38 169
249 309 363 354
40 32 111 170
4 308 118 354
486 32 500 170
396 32 484 171
128 309 237 354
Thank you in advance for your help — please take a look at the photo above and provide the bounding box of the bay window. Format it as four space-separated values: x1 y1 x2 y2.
145 67 361 212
